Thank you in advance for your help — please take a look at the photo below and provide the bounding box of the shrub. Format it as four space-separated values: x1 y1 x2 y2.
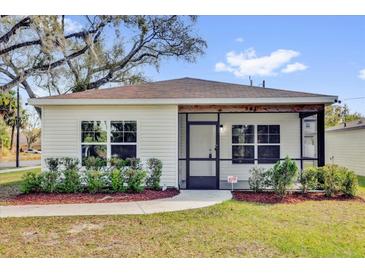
126 158 142 169
39 171 59 193
109 157 128 169
86 170 109 193
45 158 60 172
62 157 80 170
58 169 83 193
300 167 319 193
321 164 343 197
125 168 146 193
316 167 325 190
83 156 107 170
146 158 163 190
110 168 126 192
20 172 42 194
341 169 358 197
271 157 298 197
248 166 270 192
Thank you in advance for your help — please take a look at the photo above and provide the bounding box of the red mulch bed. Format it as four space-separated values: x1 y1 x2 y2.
5 189 179 205
232 191 364 204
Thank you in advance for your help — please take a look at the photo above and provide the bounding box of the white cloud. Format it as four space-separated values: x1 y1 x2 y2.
235 37 244 43
358 69 365 80
63 18 83 34
215 48 307 78
281 62 308 73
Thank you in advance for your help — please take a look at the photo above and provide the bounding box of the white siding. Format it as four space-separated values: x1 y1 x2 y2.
326 129 365 176
41 105 178 187
178 112 301 189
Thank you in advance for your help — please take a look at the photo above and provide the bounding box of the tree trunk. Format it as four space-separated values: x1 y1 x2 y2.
10 124 15 150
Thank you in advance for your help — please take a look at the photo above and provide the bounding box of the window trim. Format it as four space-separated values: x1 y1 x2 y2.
80 120 138 166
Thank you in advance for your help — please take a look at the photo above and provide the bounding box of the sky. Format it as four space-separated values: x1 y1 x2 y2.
146 16 365 115
20 16 365 115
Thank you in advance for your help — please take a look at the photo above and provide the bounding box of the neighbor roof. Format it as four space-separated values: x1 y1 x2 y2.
326 118 365 132
29 77 338 106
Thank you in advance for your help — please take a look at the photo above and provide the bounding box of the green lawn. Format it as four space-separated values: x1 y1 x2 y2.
0 167 41 185
0 171 365 258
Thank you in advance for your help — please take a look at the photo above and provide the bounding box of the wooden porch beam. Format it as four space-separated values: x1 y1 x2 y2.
178 104 324 113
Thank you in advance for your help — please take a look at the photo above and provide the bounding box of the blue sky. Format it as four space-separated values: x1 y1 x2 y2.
23 16 365 115
146 16 365 115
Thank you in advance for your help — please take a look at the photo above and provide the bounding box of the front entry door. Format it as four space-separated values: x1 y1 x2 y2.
187 122 219 189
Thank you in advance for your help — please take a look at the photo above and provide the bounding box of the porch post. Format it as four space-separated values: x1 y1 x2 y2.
317 108 325 167
299 114 303 170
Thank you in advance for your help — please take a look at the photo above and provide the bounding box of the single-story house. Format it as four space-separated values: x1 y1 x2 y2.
29 77 337 190
326 118 365 176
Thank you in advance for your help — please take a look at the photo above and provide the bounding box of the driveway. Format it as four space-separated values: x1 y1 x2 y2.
0 190 232 218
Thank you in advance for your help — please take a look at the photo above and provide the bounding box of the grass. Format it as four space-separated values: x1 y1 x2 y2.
0 167 41 185
358 176 365 187
0 173 365 258
0 168 41 203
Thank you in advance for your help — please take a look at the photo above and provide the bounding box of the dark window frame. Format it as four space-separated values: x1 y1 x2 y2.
257 124 280 164
110 120 137 160
231 124 255 164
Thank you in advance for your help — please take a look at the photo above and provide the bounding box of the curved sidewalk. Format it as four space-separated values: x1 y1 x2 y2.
0 190 232 218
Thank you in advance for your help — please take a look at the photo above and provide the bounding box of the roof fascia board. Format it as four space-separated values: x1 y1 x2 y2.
29 96 338 106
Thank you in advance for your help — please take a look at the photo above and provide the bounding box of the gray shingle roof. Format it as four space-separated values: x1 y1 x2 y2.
38 77 335 100
326 118 365 132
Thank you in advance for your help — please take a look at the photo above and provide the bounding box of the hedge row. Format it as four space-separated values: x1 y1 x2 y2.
21 157 163 194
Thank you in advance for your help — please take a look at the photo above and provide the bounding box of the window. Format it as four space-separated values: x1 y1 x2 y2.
232 125 254 164
257 125 280 163
110 121 137 160
80 120 137 166
258 146 280 164
81 121 107 165
257 125 280 144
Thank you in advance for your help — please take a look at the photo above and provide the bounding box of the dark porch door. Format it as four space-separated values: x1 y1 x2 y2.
187 122 219 189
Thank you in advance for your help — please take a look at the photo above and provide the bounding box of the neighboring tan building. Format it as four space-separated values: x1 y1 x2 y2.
326 118 365 176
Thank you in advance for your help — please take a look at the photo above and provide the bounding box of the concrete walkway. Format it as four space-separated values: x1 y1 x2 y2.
0 190 232 218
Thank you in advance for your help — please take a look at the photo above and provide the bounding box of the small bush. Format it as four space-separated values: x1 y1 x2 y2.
58 169 83 193
316 167 325 190
271 157 298 197
110 168 126 193
84 156 107 170
86 170 111 193
45 158 60 172
300 167 319 193
39 171 59 193
126 168 146 193
248 166 270 192
322 164 343 197
86 170 105 193
146 158 163 190
341 169 358 197
109 157 128 169
20 172 42 194
62 157 80 170
126 158 142 169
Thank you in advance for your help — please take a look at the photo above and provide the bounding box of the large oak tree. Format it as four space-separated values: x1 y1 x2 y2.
0 16 206 97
